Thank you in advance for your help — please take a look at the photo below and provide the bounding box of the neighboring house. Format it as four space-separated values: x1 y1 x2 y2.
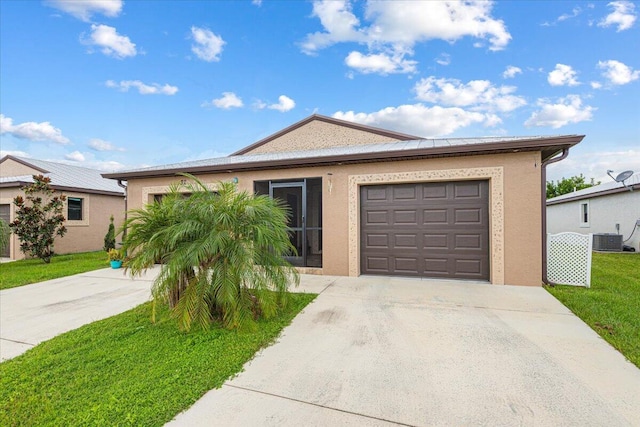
0 155 125 260
547 172 640 251
104 114 584 286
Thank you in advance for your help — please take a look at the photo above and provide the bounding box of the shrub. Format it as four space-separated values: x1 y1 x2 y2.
123 175 299 331
103 215 116 252
9 175 67 263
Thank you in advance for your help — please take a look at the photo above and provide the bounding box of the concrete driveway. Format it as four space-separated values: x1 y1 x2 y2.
0 267 156 361
168 276 640 426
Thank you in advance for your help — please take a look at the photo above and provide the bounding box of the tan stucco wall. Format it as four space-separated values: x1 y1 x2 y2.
126 151 543 286
0 186 124 260
0 158 41 177
244 120 402 154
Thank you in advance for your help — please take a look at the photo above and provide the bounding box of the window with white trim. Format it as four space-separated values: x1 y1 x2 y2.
579 201 589 227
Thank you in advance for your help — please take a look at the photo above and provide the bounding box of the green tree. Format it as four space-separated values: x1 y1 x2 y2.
103 215 116 252
0 218 10 255
546 174 600 199
9 175 67 263
122 175 299 331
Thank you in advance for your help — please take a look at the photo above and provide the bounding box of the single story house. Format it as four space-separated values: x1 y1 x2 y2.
547 172 640 251
0 155 125 260
104 114 584 286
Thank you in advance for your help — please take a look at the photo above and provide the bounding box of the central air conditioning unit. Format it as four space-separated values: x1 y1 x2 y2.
593 233 623 252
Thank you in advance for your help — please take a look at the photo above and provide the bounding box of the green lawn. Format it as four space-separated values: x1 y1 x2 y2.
545 252 640 368
0 293 316 426
0 251 109 290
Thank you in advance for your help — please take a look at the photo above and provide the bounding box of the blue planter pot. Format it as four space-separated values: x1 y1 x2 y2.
110 260 123 269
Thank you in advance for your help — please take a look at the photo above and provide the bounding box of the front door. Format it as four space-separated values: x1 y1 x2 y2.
271 182 305 267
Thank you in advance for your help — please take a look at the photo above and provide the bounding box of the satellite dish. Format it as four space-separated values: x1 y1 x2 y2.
607 169 635 191
615 170 634 182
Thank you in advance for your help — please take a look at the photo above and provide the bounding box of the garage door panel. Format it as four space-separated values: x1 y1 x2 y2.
366 210 389 225
423 209 448 224
454 234 482 250
365 256 390 272
422 183 448 199
454 208 483 224
393 210 418 225
361 181 489 281
454 182 482 198
424 233 448 249
366 233 389 248
364 187 388 201
393 185 417 200
394 257 419 274
394 234 418 249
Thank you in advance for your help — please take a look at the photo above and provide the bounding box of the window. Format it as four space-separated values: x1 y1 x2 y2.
579 202 589 227
68 197 83 221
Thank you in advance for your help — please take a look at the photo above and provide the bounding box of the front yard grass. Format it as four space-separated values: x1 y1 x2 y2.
0 251 108 290
0 293 317 426
545 252 640 368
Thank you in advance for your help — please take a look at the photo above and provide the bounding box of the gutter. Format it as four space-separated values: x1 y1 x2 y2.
117 180 128 242
541 148 569 285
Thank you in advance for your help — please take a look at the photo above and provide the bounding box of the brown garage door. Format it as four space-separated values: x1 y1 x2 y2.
1 204 10 257
360 181 489 280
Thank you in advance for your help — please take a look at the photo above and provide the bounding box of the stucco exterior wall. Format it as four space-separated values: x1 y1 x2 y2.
547 191 640 251
0 187 124 260
244 120 402 154
126 151 543 286
0 158 41 177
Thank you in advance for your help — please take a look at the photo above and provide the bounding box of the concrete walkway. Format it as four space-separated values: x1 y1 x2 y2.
167 276 640 426
0 267 157 361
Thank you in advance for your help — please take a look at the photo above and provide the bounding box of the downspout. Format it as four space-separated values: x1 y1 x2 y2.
541 148 569 285
117 180 127 242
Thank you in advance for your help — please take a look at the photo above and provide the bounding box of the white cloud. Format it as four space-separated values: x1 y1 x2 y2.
85 24 137 59
65 151 85 162
105 80 179 95
191 26 225 62
414 77 526 113
266 95 296 112
503 65 522 79
524 95 595 129
252 0 263 6
597 59 640 85
303 0 510 52
547 64 580 86
547 149 640 183
598 1 637 31
45 0 123 22
345 51 417 74
0 114 70 144
333 104 492 137
558 6 583 22
435 53 451 66
88 138 125 152
590 81 603 89
301 0 510 75
0 150 30 158
203 92 244 109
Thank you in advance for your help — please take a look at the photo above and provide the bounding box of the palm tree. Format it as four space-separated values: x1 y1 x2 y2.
122 175 299 331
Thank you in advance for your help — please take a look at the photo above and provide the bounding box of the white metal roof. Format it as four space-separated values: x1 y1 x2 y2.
1 156 124 195
547 172 640 204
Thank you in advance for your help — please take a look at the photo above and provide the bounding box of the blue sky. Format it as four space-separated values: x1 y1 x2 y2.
1 0 638 182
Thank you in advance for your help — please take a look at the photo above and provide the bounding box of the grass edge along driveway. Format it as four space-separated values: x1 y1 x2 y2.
0 251 109 290
0 293 317 427
545 252 640 369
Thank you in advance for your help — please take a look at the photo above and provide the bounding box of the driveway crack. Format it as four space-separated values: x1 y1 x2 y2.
226 384 416 426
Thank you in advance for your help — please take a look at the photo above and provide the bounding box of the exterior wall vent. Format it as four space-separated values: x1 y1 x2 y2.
592 233 623 252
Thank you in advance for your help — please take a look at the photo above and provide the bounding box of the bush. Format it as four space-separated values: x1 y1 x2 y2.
123 175 299 331
103 215 116 252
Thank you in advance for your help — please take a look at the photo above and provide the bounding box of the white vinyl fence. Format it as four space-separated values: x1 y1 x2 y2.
547 232 593 287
